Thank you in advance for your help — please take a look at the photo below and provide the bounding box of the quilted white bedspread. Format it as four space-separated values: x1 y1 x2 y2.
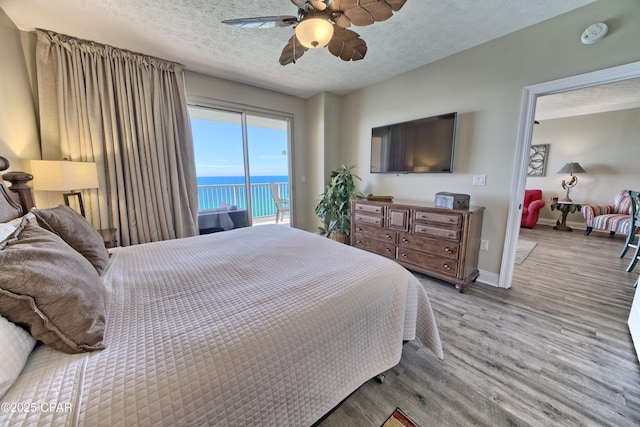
1 225 442 426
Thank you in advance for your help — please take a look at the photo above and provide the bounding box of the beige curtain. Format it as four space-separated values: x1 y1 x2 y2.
35 29 198 245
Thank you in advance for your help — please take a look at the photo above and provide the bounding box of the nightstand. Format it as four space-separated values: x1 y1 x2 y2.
98 228 118 249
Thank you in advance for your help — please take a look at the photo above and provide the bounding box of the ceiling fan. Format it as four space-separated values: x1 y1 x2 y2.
222 0 407 66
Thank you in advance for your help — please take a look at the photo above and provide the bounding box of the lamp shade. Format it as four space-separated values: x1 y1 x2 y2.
30 160 99 191
557 162 587 174
295 16 334 48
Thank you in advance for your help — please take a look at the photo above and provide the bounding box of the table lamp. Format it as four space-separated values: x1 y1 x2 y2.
30 160 99 217
558 162 586 202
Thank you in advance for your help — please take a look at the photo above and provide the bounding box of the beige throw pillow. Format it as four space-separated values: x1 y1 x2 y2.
0 221 106 354
31 205 109 274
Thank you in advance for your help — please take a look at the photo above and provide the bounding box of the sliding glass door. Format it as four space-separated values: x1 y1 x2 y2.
189 106 291 227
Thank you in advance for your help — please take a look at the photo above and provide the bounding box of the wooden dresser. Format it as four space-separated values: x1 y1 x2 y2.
350 199 484 293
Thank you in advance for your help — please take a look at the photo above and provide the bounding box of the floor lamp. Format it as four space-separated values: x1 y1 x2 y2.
30 160 99 217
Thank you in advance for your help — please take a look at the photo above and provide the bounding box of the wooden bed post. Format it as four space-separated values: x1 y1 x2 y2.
1 156 35 212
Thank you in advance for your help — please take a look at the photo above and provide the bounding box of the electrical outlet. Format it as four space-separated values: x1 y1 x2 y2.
472 174 486 186
480 240 489 251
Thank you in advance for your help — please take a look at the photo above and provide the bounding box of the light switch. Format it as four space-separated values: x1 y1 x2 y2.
472 175 486 186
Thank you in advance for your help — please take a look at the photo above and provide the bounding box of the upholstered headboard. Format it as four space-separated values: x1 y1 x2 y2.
0 156 35 222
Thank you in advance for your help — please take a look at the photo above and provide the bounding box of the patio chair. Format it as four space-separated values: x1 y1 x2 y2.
269 182 290 224
620 190 640 272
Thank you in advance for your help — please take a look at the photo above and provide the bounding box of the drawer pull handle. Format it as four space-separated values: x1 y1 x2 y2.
358 228 363 232
357 240 362 244
401 253 407 258
445 247 452 253
386 234 393 239
402 238 408 243
443 264 451 270
386 248 391 253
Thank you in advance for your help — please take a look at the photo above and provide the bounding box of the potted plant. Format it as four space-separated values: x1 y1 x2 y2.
314 164 365 244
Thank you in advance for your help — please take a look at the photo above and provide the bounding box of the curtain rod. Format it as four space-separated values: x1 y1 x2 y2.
35 28 185 69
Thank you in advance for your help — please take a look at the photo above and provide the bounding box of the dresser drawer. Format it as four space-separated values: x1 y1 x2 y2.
354 213 384 227
354 223 396 242
414 210 461 227
397 248 458 277
413 224 460 241
354 203 384 215
387 207 409 231
398 232 459 260
353 236 395 258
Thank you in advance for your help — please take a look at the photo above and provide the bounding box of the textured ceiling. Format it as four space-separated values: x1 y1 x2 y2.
1 0 598 98
536 78 640 121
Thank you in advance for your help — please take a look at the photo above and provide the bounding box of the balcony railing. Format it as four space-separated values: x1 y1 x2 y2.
197 181 289 219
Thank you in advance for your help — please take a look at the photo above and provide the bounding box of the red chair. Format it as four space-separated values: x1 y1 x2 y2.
521 189 545 228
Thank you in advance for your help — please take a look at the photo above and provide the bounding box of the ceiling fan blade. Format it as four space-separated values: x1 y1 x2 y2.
279 35 309 66
328 27 367 62
382 0 407 12
331 13 351 28
222 16 298 28
309 0 328 10
332 0 406 27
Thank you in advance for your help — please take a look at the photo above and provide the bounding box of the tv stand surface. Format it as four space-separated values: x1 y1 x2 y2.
350 199 484 293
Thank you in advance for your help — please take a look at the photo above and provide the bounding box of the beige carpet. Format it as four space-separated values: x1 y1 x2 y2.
382 408 420 427
515 239 538 265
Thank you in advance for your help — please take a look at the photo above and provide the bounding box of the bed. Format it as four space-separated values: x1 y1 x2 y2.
0 159 443 426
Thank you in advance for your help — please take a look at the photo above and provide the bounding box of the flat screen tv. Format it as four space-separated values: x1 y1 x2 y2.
370 112 457 173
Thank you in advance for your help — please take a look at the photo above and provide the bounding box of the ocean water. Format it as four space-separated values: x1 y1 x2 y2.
197 176 289 217
197 176 287 185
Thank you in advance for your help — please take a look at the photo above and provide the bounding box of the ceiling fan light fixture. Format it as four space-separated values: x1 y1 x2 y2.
295 16 334 48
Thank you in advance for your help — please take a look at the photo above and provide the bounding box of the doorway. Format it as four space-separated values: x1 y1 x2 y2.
500 60 640 288
189 105 292 227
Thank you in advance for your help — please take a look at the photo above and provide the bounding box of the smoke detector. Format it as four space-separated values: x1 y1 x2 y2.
581 23 608 45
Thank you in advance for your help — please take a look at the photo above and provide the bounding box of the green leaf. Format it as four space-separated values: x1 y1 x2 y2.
314 164 363 239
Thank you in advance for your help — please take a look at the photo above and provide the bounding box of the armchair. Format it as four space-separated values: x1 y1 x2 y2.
521 189 545 228
583 189 634 236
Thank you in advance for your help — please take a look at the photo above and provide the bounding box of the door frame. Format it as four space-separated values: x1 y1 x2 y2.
500 60 640 288
188 96 295 227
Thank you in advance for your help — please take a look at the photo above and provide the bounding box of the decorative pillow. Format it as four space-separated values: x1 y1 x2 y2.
31 205 109 274
0 315 36 399
0 221 106 354
0 223 15 242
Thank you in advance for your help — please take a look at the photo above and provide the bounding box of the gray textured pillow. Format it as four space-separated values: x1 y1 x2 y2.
0 221 106 354
31 205 109 274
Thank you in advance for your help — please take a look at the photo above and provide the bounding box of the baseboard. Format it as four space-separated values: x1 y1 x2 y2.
475 270 500 287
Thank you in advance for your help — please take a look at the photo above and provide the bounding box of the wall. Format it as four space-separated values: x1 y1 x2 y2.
305 92 343 231
527 107 640 226
340 0 640 282
0 8 39 171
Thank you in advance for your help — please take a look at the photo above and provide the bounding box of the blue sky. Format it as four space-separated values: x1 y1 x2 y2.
191 118 289 177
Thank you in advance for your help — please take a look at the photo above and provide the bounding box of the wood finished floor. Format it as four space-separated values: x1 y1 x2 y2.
319 225 640 427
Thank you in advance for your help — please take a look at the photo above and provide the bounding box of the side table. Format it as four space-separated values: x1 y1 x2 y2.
550 201 582 232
